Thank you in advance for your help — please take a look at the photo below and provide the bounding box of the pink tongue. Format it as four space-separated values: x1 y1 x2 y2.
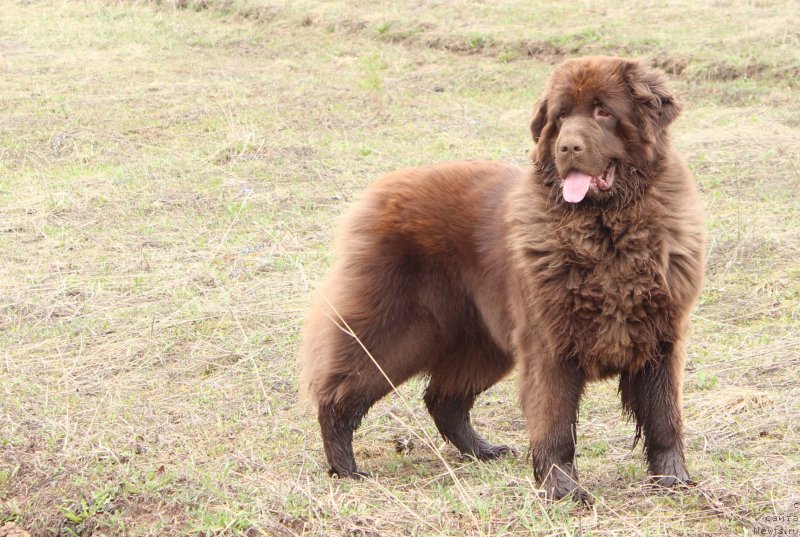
563 171 593 203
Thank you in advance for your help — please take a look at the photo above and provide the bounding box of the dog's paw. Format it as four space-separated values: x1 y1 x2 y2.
475 443 518 461
329 468 371 480
540 465 593 505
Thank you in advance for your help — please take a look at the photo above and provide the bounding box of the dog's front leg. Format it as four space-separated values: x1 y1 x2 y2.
519 353 590 502
620 340 693 487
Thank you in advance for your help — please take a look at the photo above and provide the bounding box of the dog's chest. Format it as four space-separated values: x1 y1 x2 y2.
550 215 671 376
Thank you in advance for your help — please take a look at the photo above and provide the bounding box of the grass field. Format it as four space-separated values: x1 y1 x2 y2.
1 1 799 535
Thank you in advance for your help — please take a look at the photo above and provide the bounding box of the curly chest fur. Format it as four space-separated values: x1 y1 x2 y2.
528 211 674 379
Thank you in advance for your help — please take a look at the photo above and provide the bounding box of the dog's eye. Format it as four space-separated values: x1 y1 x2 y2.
557 111 567 121
595 107 612 119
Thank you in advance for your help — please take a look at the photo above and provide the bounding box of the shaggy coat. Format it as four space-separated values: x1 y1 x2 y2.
299 56 706 501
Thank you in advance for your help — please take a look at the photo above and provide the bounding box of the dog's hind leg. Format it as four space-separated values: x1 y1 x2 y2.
310 310 442 478
424 337 515 461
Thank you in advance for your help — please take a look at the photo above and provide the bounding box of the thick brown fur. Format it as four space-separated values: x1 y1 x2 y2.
299 56 706 501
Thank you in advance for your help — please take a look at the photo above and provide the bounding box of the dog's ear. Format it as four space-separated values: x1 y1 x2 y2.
530 97 548 143
624 60 681 134
530 97 554 166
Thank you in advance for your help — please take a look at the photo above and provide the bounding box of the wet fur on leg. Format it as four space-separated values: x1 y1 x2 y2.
424 389 514 460
619 341 694 486
318 399 373 478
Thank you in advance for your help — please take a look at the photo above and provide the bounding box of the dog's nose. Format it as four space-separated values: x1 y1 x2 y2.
558 137 584 154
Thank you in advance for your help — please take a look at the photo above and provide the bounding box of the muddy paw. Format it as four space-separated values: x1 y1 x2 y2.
329 467 371 479
475 443 517 461
540 465 593 504
649 473 695 488
648 449 693 488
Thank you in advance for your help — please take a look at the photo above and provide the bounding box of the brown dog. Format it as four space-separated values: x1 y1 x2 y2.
299 56 705 501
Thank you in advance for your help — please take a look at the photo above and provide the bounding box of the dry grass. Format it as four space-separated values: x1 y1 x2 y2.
1 0 798 535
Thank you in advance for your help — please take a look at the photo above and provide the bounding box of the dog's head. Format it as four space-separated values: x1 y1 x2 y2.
530 56 680 206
